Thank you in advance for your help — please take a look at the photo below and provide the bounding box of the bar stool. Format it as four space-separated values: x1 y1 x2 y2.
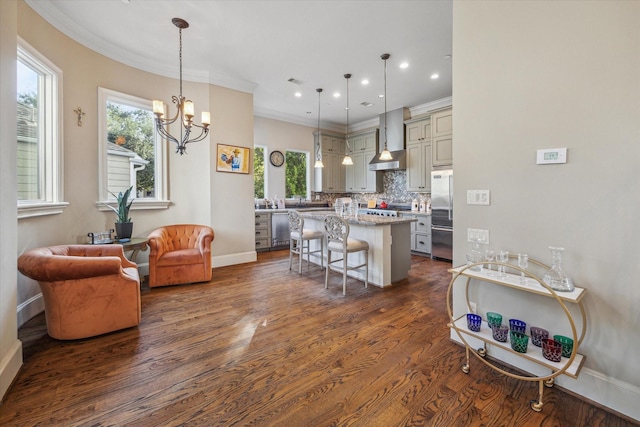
288 210 324 274
324 214 369 296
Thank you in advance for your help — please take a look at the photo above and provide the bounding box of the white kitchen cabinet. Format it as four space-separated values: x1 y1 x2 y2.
400 212 431 255
431 108 453 167
255 211 271 251
405 117 432 192
345 129 382 193
406 117 431 144
314 132 345 193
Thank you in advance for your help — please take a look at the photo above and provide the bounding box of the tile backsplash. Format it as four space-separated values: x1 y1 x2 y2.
312 170 430 205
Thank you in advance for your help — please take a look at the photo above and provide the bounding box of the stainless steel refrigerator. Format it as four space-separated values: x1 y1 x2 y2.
431 169 453 261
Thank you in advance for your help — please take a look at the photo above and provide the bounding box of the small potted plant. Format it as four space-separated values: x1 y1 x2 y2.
105 186 135 240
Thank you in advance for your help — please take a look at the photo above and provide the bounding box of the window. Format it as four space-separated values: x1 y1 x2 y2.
285 150 308 199
98 88 168 210
254 146 265 198
17 38 67 218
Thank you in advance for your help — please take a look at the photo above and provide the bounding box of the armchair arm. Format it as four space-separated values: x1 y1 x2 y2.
18 247 126 282
196 226 215 255
68 244 137 269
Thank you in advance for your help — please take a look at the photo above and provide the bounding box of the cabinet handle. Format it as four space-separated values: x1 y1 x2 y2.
419 222 425 226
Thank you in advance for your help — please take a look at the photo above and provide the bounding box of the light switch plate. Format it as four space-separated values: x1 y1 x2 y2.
467 190 491 206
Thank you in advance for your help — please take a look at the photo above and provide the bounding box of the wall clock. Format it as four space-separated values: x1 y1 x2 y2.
269 150 285 167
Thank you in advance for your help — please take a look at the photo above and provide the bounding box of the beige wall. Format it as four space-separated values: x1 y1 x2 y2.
12 3 255 322
0 0 22 401
254 116 317 200
453 1 639 419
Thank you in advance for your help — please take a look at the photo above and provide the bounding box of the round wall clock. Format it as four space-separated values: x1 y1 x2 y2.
269 150 285 167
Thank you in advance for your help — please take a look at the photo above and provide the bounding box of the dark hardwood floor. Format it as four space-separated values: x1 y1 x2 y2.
0 250 635 426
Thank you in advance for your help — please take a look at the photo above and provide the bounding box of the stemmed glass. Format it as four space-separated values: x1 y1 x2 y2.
518 253 529 286
498 250 509 279
485 249 496 276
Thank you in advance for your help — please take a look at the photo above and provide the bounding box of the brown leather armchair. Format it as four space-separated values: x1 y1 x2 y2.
147 224 214 288
17 244 141 340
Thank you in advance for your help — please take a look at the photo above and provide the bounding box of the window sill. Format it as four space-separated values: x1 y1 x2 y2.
18 202 69 219
96 199 171 212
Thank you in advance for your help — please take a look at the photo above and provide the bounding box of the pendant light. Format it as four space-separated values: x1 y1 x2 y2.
342 74 354 166
313 88 324 168
379 53 393 161
153 18 210 155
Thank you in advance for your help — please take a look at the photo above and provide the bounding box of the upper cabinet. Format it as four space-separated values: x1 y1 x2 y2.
405 117 431 192
345 129 382 193
314 132 345 193
431 108 453 167
406 118 431 145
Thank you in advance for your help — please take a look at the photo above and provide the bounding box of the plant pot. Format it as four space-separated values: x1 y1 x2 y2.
115 222 133 240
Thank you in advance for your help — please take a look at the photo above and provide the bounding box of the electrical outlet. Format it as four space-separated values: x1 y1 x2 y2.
467 228 490 244
469 302 477 314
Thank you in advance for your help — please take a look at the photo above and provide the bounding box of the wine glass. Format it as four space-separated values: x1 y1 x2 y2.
518 253 529 286
498 250 509 279
485 249 496 276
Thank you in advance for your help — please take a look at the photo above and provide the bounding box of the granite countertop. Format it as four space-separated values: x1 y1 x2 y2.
299 210 417 226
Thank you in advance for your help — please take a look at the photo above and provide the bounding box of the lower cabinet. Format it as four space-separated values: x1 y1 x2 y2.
400 213 431 255
255 212 271 251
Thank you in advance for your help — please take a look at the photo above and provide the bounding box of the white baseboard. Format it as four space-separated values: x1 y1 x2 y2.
450 332 639 422
17 293 44 328
0 339 22 401
212 251 257 268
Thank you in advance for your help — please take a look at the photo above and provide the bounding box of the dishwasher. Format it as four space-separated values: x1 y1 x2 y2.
271 212 290 249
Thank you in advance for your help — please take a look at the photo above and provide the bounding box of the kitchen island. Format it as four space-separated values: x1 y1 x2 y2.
299 210 416 287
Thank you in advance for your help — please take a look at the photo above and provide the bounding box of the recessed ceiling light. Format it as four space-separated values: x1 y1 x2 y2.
378 94 384 98
361 79 369 85
431 73 439 80
333 92 340 98
294 92 302 97
444 54 452 60
399 62 409 69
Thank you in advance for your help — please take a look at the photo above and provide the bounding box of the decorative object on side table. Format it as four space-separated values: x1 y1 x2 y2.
88 229 115 244
492 324 509 342
530 326 549 347
486 312 503 329
103 186 135 240
510 331 529 353
466 313 482 332
543 246 575 292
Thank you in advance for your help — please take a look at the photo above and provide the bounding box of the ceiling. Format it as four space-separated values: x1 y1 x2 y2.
26 0 453 130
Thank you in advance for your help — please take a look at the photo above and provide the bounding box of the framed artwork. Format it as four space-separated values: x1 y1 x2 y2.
216 144 250 174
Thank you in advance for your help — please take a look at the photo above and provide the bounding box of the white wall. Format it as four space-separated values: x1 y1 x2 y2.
453 1 639 420
254 116 317 200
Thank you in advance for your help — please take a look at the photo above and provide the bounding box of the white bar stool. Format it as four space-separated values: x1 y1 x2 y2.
288 210 324 274
324 214 369 295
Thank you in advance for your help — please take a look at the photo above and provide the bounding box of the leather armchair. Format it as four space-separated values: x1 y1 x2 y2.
17 244 141 340
147 224 214 288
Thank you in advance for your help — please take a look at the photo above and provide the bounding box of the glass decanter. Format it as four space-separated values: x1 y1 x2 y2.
543 246 575 292
466 238 483 272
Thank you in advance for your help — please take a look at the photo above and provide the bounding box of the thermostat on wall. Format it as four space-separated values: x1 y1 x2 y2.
537 148 567 164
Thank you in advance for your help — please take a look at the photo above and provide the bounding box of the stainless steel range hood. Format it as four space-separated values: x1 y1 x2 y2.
369 107 410 171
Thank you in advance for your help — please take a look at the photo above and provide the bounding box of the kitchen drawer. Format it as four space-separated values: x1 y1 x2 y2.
255 227 270 239
255 237 271 251
414 216 431 234
413 232 431 254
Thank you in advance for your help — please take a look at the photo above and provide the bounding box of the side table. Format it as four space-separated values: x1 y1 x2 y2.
116 238 149 263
